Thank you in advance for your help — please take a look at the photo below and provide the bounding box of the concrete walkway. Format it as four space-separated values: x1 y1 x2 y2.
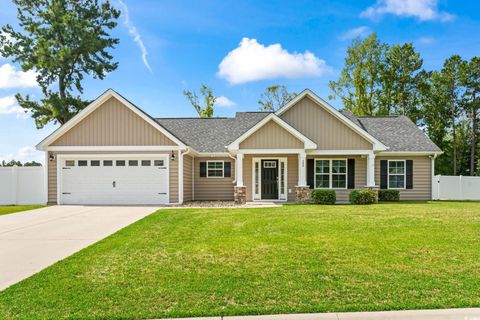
0 205 158 290
154 308 480 320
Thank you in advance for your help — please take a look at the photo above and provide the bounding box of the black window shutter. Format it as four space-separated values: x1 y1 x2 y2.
224 162 231 177
347 159 355 189
307 159 314 189
406 160 413 189
200 162 207 177
380 160 388 189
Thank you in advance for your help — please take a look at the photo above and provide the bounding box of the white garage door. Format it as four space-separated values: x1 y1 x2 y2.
59 156 169 205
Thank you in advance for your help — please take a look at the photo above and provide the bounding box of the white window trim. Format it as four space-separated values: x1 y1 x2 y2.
387 159 406 190
252 157 288 201
314 158 348 190
206 160 224 178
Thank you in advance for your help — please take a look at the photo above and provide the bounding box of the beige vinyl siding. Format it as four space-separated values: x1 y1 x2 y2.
240 120 304 149
47 151 178 204
194 157 234 201
243 154 298 202
376 156 432 200
280 96 372 150
308 155 366 202
51 97 176 146
183 155 193 202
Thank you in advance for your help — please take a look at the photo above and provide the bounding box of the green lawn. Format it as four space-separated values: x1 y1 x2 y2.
1 202 479 319
0 205 44 216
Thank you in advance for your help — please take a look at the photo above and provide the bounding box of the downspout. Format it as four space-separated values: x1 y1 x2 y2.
179 147 192 204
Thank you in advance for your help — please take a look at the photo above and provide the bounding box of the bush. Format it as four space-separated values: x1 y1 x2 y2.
312 189 336 205
349 189 377 205
378 189 400 202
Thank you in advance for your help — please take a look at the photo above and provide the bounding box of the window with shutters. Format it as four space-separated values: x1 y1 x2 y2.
314 159 347 189
388 160 405 189
207 161 224 178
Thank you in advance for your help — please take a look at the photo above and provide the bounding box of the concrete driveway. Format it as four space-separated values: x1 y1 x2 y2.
0 205 158 290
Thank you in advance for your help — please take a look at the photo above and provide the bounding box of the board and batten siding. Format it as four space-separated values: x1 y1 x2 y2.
375 156 432 200
307 155 367 202
193 157 235 201
239 120 304 149
51 97 176 146
243 154 298 202
47 151 178 204
183 154 193 202
280 96 372 150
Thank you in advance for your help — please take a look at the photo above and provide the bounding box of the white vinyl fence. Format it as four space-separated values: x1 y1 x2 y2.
432 175 480 200
0 166 46 205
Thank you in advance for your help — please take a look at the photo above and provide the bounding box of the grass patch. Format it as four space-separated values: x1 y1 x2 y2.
0 205 44 216
0 202 479 319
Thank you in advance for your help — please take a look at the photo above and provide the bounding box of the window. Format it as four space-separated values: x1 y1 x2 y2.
141 160 151 166
388 160 405 189
103 160 113 166
116 160 125 166
65 160 75 167
314 159 347 189
129 160 138 166
207 161 224 178
91 160 100 166
263 161 277 168
154 160 164 167
254 162 260 195
78 160 88 167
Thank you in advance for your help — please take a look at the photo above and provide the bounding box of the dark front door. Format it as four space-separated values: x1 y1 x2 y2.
261 160 278 200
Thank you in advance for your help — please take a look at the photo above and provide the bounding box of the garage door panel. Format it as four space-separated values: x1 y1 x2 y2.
60 156 169 205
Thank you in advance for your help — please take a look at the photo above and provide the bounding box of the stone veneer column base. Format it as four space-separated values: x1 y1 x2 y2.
234 186 247 205
367 185 380 202
295 186 311 204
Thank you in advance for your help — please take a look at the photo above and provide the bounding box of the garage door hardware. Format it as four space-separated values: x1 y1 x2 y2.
158 192 167 195
62 167 71 170
62 192 72 195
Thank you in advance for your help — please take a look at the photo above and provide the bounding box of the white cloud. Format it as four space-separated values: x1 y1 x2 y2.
0 146 43 164
340 26 372 41
117 0 152 73
361 0 454 22
417 36 436 45
217 38 330 84
0 95 27 118
0 63 37 89
215 96 235 108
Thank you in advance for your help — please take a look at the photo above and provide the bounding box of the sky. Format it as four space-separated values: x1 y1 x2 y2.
1 0 479 163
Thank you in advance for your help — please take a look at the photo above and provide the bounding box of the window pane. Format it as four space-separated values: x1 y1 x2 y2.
154 160 164 166
90 160 100 166
389 161 405 174
103 160 113 166
78 160 88 167
141 160 151 166
208 161 223 169
332 174 346 188
389 175 405 188
116 160 125 166
315 174 329 188
332 160 346 174
129 160 138 166
315 160 329 174
65 160 75 167
255 162 259 194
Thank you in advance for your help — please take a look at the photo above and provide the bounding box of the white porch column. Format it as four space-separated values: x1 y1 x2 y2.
236 153 244 187
367 152 376 187
298 152 307 186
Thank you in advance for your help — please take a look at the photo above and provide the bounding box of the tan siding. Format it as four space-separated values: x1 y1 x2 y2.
243 154 298 202
240 120 304 149
51 97 176 146
47 151 178 204
194 157 235 201
375 156 432 200
308 155 367 202
183 155 193 202
280 96 372 150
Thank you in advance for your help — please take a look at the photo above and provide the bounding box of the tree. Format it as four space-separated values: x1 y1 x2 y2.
1 160 23 167
24 161 42 166
258 85 297 112
183 84 215 118
329 33 388 116
0 0 120 128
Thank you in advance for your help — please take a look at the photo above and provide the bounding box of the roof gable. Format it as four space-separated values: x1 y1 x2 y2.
239 118 304 149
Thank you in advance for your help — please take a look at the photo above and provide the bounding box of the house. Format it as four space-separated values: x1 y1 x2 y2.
36 89 442 205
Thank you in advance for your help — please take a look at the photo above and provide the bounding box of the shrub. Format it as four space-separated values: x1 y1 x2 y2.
378 189 400 202
311 189 336 205
349 189 377 205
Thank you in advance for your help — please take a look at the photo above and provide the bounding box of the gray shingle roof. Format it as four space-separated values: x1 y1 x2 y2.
156 112 270 152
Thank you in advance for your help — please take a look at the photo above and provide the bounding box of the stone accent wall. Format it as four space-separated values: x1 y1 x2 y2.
295 186 311 204
234 186 247 205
